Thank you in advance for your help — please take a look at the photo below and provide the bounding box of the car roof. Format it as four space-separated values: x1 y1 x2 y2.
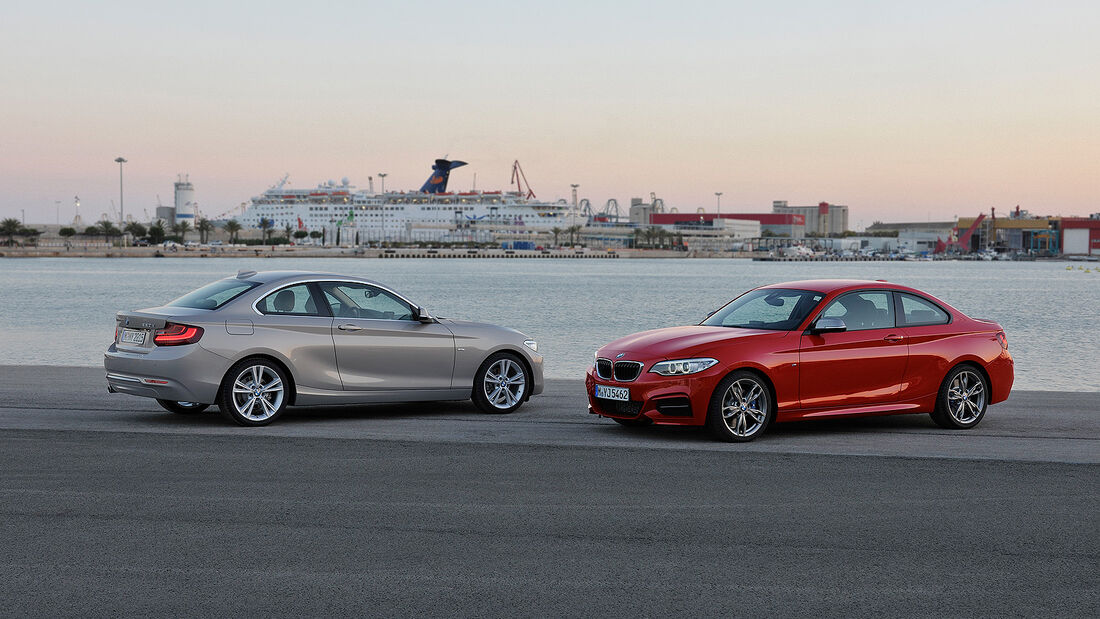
232 270 384 287
759 279 922 295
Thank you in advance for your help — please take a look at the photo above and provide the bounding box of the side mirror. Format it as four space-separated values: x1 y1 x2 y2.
810 317 847 334
415 306 434 323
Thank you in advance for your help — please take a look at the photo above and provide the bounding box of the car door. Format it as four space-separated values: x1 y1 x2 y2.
318 281 455 391
894 292 955 399
798 290 909 409
252 282 342 391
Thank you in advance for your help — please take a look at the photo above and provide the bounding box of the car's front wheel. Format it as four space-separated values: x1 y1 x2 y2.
156 399 209 414
218 358 290 426
706 371 774 442
472 353 530 414
931 365 988 429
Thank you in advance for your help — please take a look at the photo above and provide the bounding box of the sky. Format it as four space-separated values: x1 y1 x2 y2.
1 0 1098 227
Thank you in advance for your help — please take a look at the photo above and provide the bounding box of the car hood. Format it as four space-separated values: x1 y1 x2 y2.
438 318 526 339
599 325 781 359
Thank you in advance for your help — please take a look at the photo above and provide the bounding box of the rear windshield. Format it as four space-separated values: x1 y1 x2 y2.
702 288 824 331
167 279 260 310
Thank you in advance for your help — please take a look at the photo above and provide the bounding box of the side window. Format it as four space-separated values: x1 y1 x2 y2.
820 291 894 331
320 282 414 321
257 284 322 316
898 293 950 326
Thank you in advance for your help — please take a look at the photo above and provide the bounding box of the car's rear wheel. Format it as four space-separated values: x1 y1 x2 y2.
218 358 289 426
706 371 773 442
472 353 529 414
931 365 988 429
156 399 209 414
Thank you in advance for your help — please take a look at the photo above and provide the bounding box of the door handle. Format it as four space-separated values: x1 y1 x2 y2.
883 334 904 343
337 324 363 332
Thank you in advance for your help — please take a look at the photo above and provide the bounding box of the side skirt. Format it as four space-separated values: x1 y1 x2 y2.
778 393 938 422
294 387 470 406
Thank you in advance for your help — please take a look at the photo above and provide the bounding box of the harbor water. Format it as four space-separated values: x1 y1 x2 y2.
2 258 1096 392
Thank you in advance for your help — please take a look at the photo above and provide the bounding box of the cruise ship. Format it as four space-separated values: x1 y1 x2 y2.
238 159 572 241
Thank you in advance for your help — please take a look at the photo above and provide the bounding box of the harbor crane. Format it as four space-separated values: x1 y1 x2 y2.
510 160 536 199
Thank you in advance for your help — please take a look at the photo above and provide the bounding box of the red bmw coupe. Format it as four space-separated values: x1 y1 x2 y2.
586 280 1014 442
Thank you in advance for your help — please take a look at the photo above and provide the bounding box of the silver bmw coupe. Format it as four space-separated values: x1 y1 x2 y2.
105 270 544 425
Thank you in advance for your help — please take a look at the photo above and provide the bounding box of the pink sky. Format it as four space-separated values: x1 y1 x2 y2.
2 1 1097 227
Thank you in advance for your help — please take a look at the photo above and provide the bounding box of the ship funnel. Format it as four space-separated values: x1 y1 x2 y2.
419 159 467 194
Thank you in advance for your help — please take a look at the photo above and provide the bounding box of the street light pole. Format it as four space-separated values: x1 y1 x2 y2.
715 192 722 216
378 173 387 244
115 157 127 223
570 184 579 230
55 200 60 225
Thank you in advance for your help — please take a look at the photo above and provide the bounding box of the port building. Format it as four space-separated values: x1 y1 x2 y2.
771 201 848 236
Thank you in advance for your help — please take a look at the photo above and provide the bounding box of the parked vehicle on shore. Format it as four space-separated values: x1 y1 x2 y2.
586 279 1013 441
105 270 543 425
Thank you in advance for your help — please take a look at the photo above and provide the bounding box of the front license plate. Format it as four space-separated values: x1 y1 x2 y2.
120 329 146 345
595 384 630 401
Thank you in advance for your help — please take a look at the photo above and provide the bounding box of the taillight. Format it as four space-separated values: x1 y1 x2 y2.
153 323 204 346
996 331 1008 350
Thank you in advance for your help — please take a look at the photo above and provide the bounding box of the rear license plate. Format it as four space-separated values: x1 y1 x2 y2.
595 384 630 401
120 329 146 345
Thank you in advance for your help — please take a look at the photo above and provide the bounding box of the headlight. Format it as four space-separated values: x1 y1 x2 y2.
650 358 718 376
523 339 538 353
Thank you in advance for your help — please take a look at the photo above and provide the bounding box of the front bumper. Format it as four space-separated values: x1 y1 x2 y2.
585 366 722 426
526 350 545 397
104 343 228 404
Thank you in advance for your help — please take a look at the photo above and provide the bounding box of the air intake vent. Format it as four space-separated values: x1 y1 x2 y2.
595 358 613 380
612 361 643 382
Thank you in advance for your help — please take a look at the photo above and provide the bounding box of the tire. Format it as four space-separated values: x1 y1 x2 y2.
930 365 988 429
612 416 653 427
706 371 774 442
472 353 530 414
218 358 290 426
156 399 209 414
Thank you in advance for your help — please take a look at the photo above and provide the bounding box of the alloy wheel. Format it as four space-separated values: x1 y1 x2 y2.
230 364 285 422
947 369 985 425
721 378 768 438
482 358 526 410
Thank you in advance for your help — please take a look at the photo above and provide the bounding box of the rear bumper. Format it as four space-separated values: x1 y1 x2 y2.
988 349 1014 404
104 343 228 404
585 366 721 426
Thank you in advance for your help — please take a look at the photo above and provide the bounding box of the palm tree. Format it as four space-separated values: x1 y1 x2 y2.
224 219 242 244
258 218 274 243
196 218 214 244
283 223 294 242
551 227 562 247
96 219 120 244
59 227 76 240
124 222 147 239
148 220 166 244
632 228 644 249
171 220 191 242
1 218 20 245
567 225 582 247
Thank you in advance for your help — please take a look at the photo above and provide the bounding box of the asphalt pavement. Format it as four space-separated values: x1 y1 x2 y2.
1 366 1097 616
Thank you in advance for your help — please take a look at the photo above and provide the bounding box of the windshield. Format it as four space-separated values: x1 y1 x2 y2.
167 279 260 310
701 288 824 331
